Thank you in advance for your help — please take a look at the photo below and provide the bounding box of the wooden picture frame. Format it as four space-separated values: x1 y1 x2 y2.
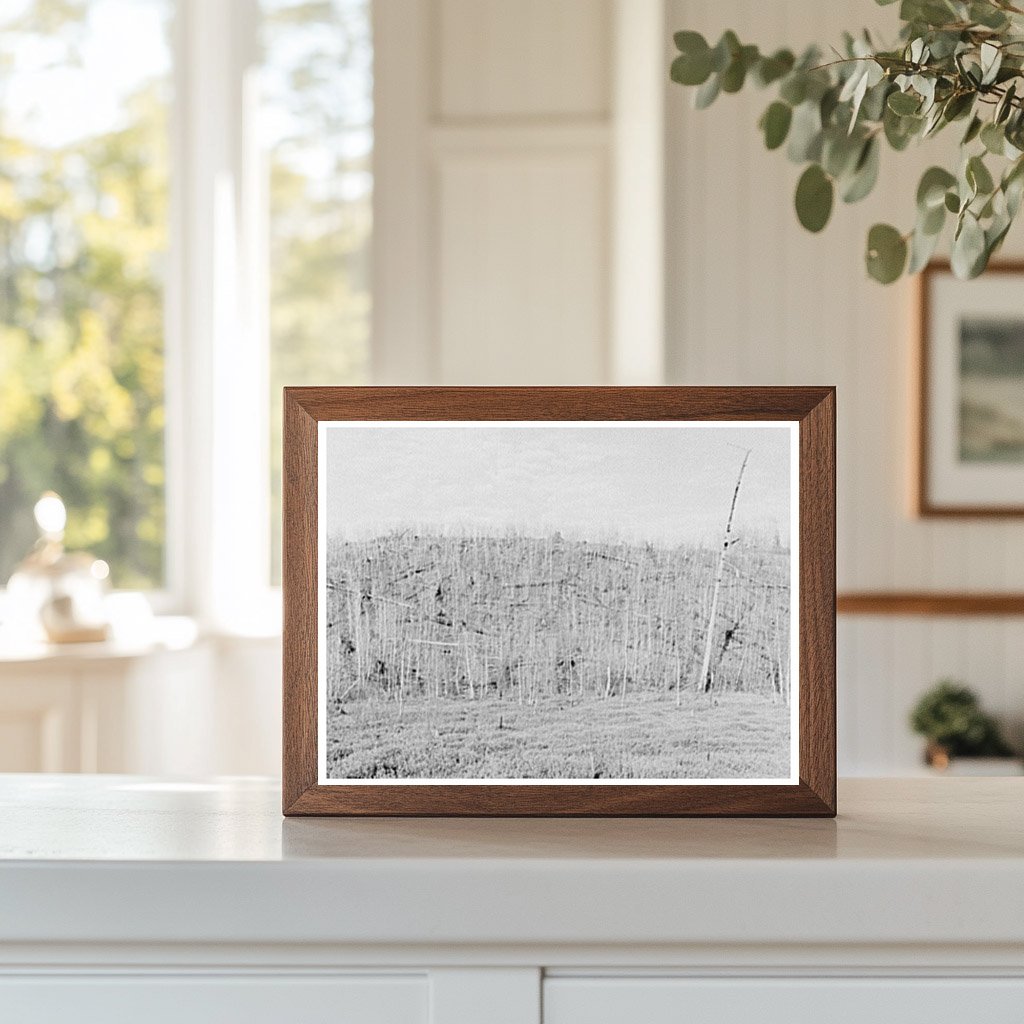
917 260 1024 517
283 387 836 817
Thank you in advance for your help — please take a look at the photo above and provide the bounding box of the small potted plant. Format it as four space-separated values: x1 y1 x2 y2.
910 680 1020 774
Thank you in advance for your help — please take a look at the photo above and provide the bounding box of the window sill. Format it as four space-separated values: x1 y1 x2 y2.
0 616 200 666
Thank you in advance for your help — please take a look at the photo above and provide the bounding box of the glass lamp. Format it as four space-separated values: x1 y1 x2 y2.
6 493 111 644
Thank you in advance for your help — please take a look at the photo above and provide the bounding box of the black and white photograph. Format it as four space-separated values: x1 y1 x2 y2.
317 421 798 785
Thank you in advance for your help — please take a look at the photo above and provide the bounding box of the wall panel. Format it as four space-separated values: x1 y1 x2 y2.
437 150 608 384
438 0 611 120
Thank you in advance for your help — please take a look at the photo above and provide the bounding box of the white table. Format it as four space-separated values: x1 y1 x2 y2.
0 619 202 773
1 775 1023 1023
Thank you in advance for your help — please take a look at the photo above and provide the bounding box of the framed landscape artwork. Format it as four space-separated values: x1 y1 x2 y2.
282 387 835 816
918 262 1024 516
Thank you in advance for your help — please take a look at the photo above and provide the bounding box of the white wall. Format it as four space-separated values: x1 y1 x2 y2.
178 0 1023 779
665 0 1024 772
373 0 665 387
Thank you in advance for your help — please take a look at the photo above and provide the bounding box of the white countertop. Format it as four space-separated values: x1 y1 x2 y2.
2 775 1022 950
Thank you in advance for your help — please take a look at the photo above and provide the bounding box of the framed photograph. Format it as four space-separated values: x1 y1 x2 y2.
283 387 835 816
918 261 1024 516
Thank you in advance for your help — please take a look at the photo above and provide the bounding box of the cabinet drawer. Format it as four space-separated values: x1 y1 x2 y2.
0 974 427 1024
544 977 1024 1024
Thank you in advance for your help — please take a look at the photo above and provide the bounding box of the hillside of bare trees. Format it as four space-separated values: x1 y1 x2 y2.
324 529 791 780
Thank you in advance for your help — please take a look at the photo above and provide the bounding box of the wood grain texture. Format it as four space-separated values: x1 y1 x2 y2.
282 387 836 817
798 389 837 812
916 260 1024 518
838 592 1024 616
282 392 318 812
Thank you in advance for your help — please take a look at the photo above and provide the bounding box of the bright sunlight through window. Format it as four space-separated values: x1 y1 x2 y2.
262 0 373 583
0 0 172 589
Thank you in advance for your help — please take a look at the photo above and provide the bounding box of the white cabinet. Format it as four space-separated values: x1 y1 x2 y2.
544 977 1024 1024
2 777 1023 1024
6 973 1024 1024
0 975 427 1024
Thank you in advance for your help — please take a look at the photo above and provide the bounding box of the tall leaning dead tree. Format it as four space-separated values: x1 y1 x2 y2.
696 448 750 693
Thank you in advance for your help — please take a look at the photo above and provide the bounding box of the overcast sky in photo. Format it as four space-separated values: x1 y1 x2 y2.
323 424 794 546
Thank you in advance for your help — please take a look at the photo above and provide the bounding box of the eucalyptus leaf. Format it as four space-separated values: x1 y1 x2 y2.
840 58 885 130
1006 173 1024 218
674 29 707 53
922 105 944 137
987 213 1013 259
927 30 963 60
1004 158 1024 216
888 90 921 115
710 31 740 73
921 201 946 235
903 0 959 28
795 164 834 232
787 101 823 162
951 212 987 278
694 73 721 109
861 79 892 122
981 121 1006 155
962 115 983 145
914 75 937 111
884 106 922 150
754 49 795 87
956 55 982 89
980 42 1003 86
822 128 864 178
908 222 943 273
958 159 978 207
671 50 712 87
866 223 908 283
996 82 1017 124
820 85 841 126
760 101 793 150
917 166 957 210
721 44 759 93
842 137 881 203
779 73 807 106
967 154 995 195
942 91 974 122
974 42 999 86
970 2 1009 30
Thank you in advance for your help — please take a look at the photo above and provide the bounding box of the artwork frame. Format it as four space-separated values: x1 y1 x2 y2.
917 261 1024 517
283 387 836 817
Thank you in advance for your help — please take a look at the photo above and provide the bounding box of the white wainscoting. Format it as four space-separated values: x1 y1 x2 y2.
664 0 1024 774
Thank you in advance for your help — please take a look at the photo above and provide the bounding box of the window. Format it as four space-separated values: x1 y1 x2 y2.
262 0 373 581
0 0 373 615
0 0 172 589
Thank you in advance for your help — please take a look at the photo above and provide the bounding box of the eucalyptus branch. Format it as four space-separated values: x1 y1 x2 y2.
670 0 1024 283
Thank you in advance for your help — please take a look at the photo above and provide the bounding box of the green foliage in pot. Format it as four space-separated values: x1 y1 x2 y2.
909 679 1015 757
670 0 1024 283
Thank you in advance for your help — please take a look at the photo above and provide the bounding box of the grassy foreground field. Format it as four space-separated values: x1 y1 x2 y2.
325 691 791 780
